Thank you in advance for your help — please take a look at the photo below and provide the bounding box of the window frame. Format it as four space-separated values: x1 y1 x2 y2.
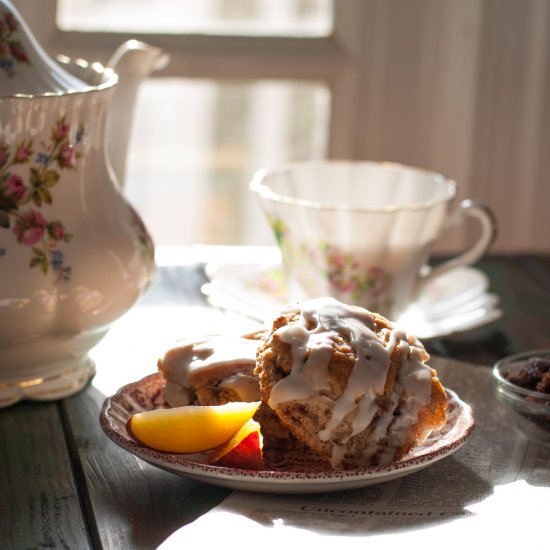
14 0 365 160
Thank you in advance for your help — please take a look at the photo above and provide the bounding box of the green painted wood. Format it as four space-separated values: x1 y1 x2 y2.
61 383 230 549
0 401 90 549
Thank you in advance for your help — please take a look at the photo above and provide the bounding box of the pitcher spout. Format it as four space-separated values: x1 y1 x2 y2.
106 40 170 188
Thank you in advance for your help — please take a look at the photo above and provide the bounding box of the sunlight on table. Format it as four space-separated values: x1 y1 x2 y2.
159 479 548 548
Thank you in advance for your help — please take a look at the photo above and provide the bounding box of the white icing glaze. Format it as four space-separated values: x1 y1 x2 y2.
267 297 434 467
162 380 193 407
219 373 261 402
159 335 261 406
269 298 388 410
353 339 435 464
160 336 259 381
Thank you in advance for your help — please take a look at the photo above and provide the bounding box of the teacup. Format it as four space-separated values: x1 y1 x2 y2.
250 160 497 320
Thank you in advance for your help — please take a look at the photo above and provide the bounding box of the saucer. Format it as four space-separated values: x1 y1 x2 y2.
202 252 502 340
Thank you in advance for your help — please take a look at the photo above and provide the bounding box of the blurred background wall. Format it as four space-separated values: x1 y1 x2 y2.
12 0 550 254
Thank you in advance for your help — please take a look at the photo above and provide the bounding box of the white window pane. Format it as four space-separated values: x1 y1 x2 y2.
124 78 330 246
57 0 333 36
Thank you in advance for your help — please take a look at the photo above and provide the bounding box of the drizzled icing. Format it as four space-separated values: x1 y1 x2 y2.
268 299 389 409
219 373 261 403
159 335 261 406
267 297 435 467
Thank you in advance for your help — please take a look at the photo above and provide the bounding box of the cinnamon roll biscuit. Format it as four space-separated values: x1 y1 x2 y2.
254 297 448 469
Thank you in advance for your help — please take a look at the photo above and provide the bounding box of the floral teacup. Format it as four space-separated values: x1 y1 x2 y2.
250 160 497 320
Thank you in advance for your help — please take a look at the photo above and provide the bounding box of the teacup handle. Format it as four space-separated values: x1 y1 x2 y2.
418 199 498 289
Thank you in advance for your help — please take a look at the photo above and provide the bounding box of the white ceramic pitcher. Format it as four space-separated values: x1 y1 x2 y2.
0 1 169 406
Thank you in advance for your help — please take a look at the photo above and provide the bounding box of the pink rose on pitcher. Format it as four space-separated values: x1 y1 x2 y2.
13 210 47 246
4 12 18 32
5 174 26 202
53 119 70 142
48 221 66 240
57 143 75 168
9 42 29 63
14 143 32 163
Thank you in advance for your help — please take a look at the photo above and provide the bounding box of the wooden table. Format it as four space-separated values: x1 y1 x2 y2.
2 252 550 549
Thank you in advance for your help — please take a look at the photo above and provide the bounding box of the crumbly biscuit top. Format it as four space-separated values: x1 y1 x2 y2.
265 297 437 460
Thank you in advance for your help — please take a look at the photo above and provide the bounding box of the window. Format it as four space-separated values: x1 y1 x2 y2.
124 78 329 245
51 0 335 246
57 0 333 36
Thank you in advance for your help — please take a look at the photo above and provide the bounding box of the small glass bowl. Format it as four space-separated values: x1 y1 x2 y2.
493 350 550 447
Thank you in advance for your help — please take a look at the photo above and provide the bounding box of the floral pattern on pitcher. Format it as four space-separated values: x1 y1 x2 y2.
0 117 84 282
269 216 392 311
0 10 30 77
128 203 156 283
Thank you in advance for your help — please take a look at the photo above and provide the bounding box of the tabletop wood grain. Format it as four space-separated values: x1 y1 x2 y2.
2 254 549 549
0 401 90 549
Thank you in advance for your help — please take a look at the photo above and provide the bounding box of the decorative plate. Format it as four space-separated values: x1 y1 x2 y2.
100 373 474 494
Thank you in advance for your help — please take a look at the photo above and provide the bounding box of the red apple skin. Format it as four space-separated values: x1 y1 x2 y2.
208 430 264 470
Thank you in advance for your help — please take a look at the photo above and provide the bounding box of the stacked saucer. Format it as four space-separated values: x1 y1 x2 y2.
203 247 501 340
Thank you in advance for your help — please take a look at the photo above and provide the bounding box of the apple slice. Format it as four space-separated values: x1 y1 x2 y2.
127 401 260 453
208 418 264 470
